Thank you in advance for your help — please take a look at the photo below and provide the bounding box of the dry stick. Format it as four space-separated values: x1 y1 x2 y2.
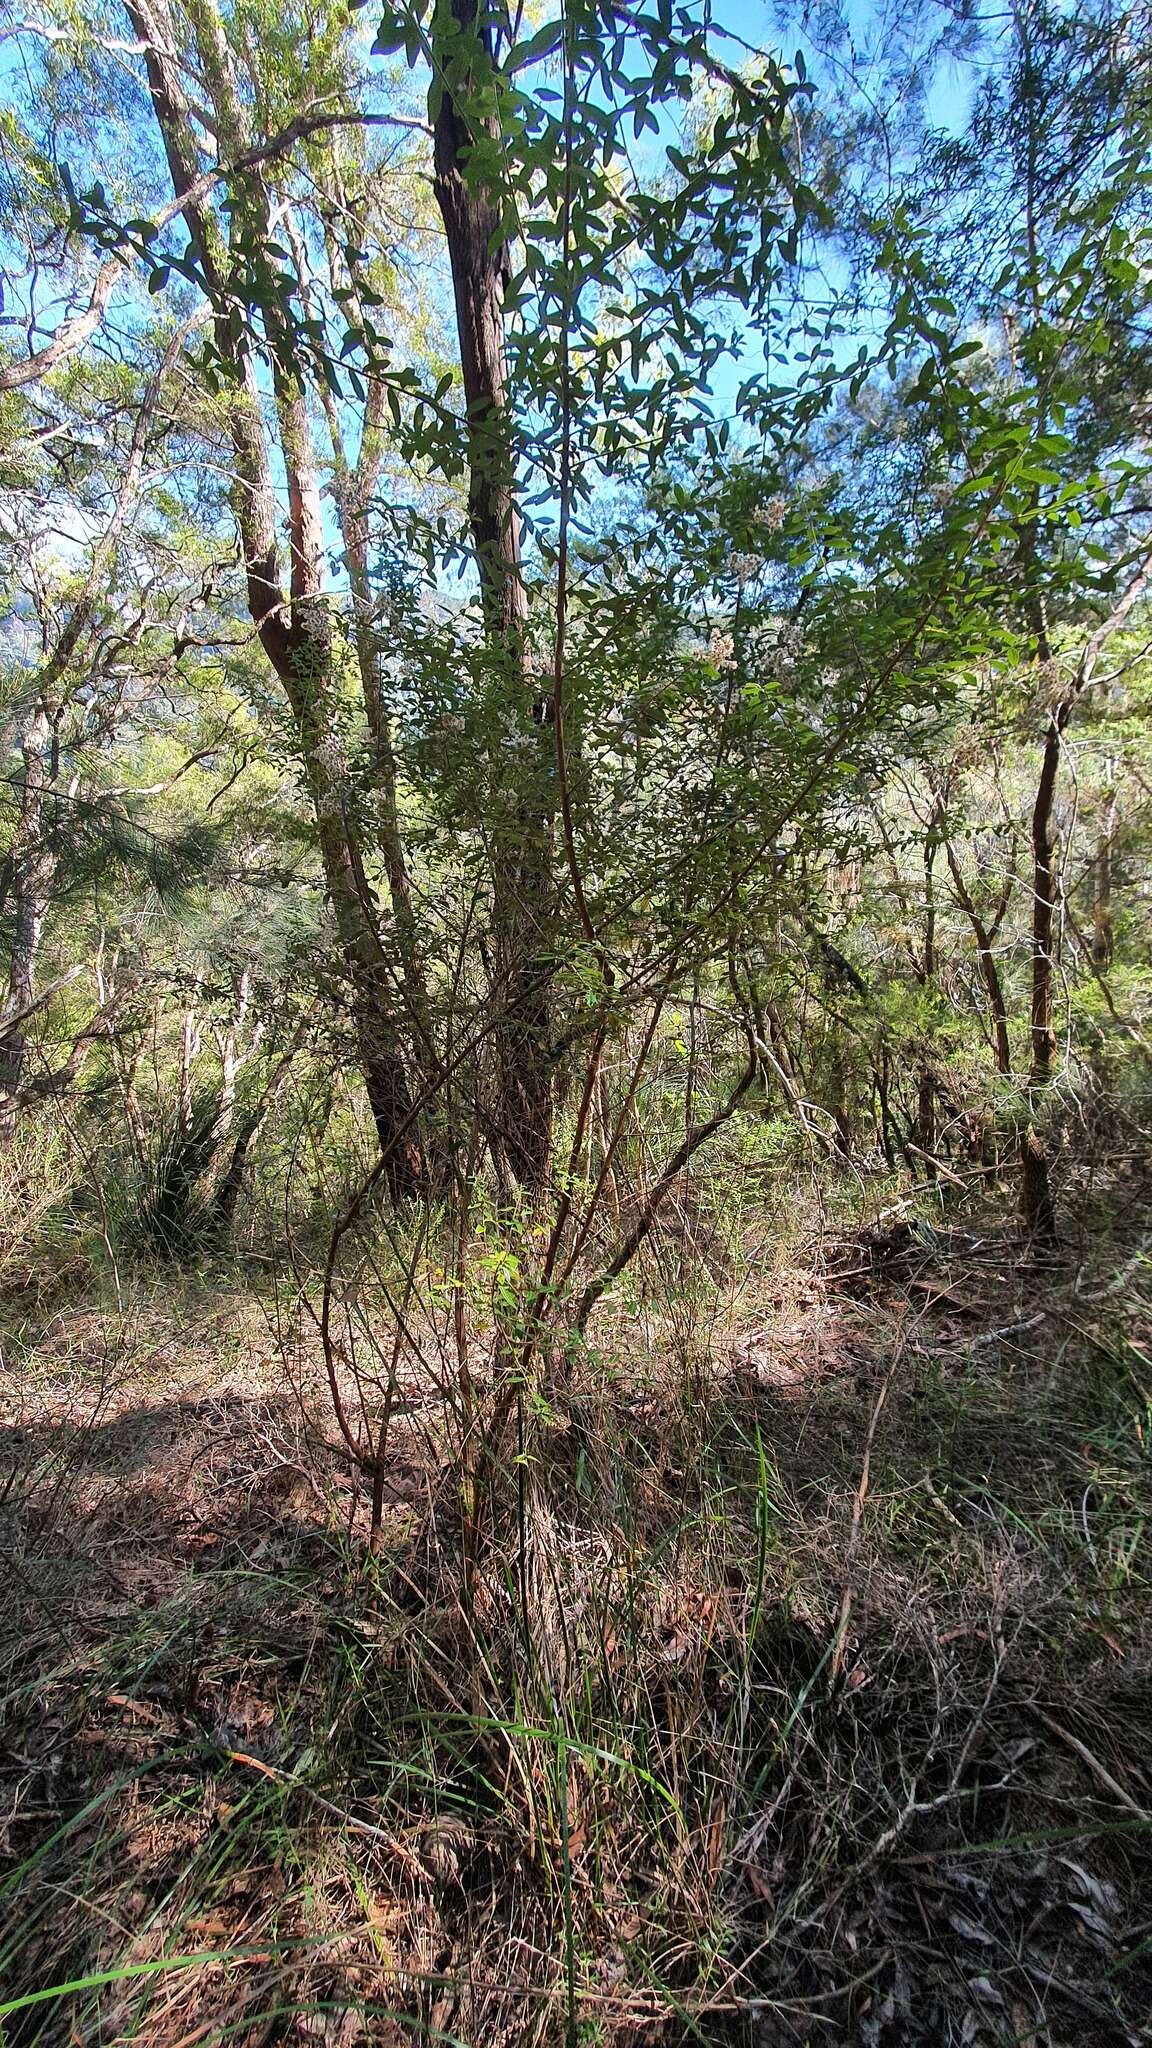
1031 1707 1152 1822
828 1331 905 1684
221 1751 429 1874
871 1160 1008 1224
945 1309 1046 1349
903 1142 973 1191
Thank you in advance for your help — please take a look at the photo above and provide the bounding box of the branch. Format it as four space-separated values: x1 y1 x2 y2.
0 257 124 394
0 967 83 1042
0 981 139 1115
1070 544 1152 710
0 110 426 395
575 1055 757 1333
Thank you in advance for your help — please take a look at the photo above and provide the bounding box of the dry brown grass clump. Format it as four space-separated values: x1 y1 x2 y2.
1 1222 1151 2046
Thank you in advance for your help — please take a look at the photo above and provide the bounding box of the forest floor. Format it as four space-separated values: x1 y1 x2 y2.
2 1189 1151 2047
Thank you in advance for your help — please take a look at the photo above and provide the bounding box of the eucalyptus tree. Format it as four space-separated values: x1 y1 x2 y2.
382 0 825 1188
0 322 227 1129
750 0 1152 1237
98 0 443 1195
0 0 445 1184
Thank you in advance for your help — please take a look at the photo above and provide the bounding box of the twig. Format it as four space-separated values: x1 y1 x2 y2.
224 1750 430 1873
1031 1709 1152 1823
941 1310 1047 1349
829 1337 903 1682
575 1055 757 1332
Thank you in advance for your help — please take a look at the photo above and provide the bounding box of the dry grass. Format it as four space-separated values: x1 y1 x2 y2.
2 1209 1151 2047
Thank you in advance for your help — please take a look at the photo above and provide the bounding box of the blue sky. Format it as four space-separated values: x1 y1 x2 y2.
0 0 994 596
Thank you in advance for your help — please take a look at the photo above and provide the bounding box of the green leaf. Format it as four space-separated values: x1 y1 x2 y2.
509 20 564 70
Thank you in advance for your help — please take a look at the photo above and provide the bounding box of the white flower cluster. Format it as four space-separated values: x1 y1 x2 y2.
731 553 763 585
708 627 737 670
755 495 787 532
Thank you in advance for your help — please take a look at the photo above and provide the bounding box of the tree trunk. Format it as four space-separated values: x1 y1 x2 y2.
915 809 942 1170
314 338 435 1083
0 706 59 1135
1020 715 1062 1245
1092 778 1116 969
295 671 424 1198
127 0 424 1199
431 0 554 1190
1017 549 1152 1242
